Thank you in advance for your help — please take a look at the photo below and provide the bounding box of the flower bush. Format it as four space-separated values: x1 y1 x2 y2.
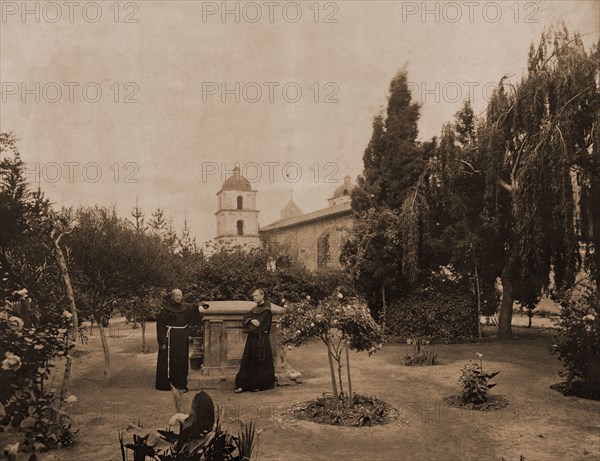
0 302 75 453
552 288 600 396
279 291 385 400
458 354 500 407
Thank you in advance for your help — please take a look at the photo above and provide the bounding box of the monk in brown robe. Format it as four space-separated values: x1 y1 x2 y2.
234 289 276 393
155 289 206 397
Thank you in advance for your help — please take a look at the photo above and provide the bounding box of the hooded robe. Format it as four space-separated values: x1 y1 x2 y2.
155 299 202 391
235 301 276 391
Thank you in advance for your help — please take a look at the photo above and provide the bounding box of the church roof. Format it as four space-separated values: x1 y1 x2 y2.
220 166 252 192
260 202 352 232
280 199 304 220
331 175 355 199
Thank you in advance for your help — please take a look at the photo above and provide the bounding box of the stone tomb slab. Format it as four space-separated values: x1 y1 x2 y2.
188 300 295 390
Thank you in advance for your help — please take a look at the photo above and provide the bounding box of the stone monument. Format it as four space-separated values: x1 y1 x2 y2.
188 301 299 389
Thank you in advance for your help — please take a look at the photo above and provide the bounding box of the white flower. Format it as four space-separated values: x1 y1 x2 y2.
296 330 301 335
3 442 19 456
169 413 189 426
33 344 44 350
57 328 67 334
63 310 73 319
2 352 22 371
13 288 28 298
583 314 596 322
65 395 77 404
337 293 344 299
585 325 592 332
306 295 311 300
281 298 286 305
310 322 315 327
287 345 293 350
377 343 383 349
8 316 23 332
476 353 483 358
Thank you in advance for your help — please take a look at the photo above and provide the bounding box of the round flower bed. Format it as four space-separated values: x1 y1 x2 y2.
289 394 397 427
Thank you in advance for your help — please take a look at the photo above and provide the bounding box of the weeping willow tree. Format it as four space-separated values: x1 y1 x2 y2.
479 26 599 339
578 42 600 288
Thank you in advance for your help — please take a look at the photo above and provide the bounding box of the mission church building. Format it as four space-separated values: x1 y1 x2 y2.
212 166 355 270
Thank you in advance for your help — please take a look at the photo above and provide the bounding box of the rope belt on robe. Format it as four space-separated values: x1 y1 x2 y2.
166 324 188 379
257 332 269 362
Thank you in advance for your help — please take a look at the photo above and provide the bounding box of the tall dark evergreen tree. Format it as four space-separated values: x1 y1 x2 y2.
352 69 425 213
343 69 428 324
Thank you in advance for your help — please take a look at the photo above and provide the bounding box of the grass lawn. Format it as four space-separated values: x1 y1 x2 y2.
11 319 598 461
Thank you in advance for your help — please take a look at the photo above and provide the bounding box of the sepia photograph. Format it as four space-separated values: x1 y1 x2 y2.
1 1 599 460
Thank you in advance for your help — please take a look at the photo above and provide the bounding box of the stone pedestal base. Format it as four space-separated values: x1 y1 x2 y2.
188 363 301 390
186 301 302 390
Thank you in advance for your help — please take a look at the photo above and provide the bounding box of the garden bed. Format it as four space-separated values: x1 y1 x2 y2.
289 394 397 427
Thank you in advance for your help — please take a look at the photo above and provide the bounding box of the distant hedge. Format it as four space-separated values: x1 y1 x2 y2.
387 276 478 339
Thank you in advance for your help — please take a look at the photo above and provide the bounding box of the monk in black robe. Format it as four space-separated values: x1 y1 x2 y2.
235 289 276 392
155 289 204 393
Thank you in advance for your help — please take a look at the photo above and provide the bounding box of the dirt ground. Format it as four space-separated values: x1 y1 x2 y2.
5 317 599 461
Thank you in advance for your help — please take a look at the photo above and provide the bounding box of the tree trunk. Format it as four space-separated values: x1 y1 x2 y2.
324 336 338 399
474 265 482 339
337 352 344 397
380 284 387 334
52 235 79 410
498 245 519 340
97 319 111 379
141 319 147 353
345 340 353 404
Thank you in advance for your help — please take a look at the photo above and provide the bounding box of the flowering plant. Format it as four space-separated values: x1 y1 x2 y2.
120 399 259 461
457 353 500 407
279 290 385 401
552 287 600 395
0 301 75 453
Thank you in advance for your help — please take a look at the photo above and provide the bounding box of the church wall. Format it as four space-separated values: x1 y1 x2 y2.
261 213 353 271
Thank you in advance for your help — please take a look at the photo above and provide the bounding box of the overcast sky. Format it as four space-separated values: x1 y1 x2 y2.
1 0 598 244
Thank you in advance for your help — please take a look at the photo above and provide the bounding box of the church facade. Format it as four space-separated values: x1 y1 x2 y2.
211 168 356 270
259 176 355 271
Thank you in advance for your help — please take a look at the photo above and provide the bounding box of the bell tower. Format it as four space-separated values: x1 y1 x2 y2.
215 166 260 249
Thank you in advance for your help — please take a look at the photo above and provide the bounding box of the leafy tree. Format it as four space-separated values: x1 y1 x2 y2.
578 40 600 287
479 26 598 338
66 206 177 378
279 292 385 401
340 208 402 328
0 133 80 451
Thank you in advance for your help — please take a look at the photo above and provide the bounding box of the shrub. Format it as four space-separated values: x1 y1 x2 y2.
404 339 438 366
0 303 75 452
457 354 499 407
387 272 478 339
552 288 600 395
